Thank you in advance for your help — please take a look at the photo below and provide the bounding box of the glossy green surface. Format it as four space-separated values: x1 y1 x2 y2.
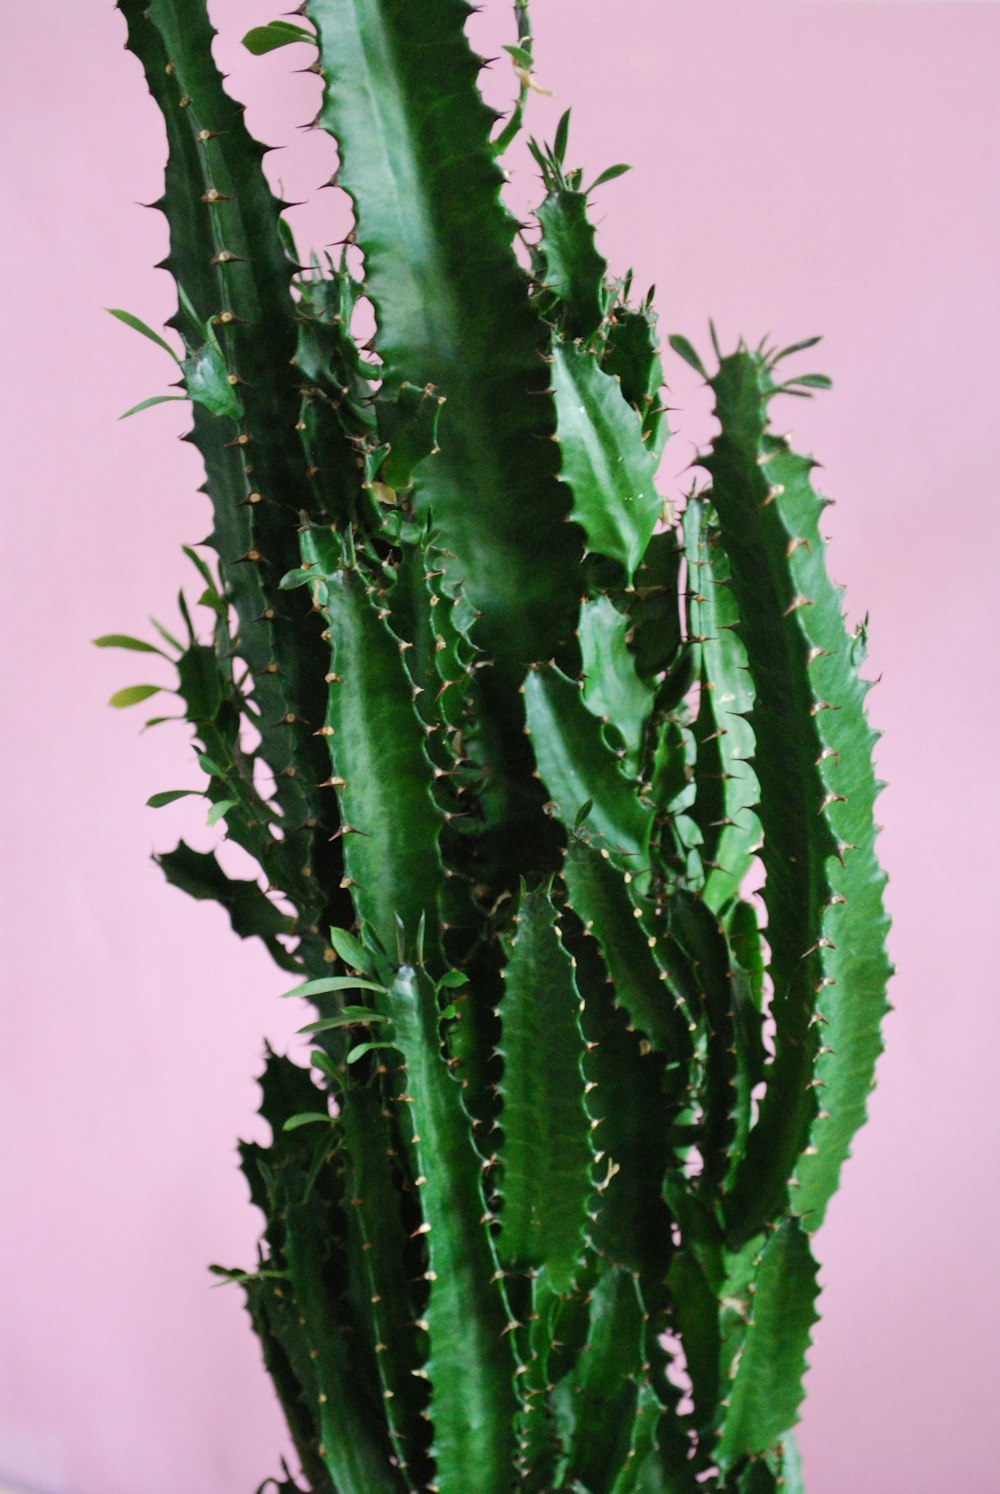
496 886 592 1291
109 4 891 1488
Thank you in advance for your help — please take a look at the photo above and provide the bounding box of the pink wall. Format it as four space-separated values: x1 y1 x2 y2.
2 3 997 1491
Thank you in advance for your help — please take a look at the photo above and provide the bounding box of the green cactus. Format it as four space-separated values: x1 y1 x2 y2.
102 2 892 1489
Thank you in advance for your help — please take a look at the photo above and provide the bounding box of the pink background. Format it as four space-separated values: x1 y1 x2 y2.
2 3 998 1491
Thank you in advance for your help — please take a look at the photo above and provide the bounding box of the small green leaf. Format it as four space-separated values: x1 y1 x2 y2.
149 616 184 652
176 589 195 644
92 633 165 656
208 1266 287 1289
241 21 315 55
175 282 201 334
310 1050 342 1081
282 976 386 1000
346 1041 392 1064
553 108 571 165
182 544 218 593
503 43 534 70
298 1009 389 1036
118 395 186 421
668 334 709 379
439 1003 458 1022
147 789 202 808
197 587 225 615
196 752 222 777
585 163 631 193
278 566 317 591
105 307 180 362
783 372 832 390
771 335 822 364
109 684 161 708
329 926 377 977
206 798 237 827
282 1111 333 1132
574 798 594 831
527 136 548 176
438 971 469 990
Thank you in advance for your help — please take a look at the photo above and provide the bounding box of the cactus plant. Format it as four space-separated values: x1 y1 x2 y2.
101 2 892 1490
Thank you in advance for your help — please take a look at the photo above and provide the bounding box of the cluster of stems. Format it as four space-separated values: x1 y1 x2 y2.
103 3 891 1490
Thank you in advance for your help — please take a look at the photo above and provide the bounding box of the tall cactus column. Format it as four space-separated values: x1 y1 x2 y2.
103 3 892 1490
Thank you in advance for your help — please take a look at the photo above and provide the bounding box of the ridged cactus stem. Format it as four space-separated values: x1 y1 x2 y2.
104 4 891 1491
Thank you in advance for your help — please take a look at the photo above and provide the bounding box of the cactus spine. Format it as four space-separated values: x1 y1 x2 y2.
103 3 892 1490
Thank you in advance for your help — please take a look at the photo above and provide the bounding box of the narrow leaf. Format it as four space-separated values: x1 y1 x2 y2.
668 334 708 379
146 789 202 808
297 1011 388 1035
105 306 180 361
196 587 225 615
346 1040 392 1063
278 567 316 592
182 544 217 592
282 1112 333 1132
309 1050 341 1082
503 42 534 70
553 107 571 164
149 616 183 652
92 633 165 655
782 372 832 391
206 798 237 827
585 162 632 193
771 335 822 364
242 21 315 54
109 684 161 708
118 395 186 420
282 977 386 1000
328 925 376 976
